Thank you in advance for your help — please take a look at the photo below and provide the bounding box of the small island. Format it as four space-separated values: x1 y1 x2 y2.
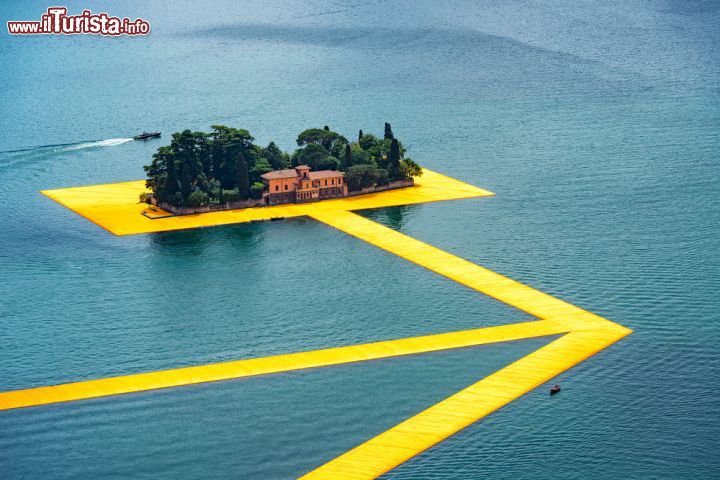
143 123 423 215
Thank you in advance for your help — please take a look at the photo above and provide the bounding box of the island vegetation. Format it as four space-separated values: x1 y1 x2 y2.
143 123 422 208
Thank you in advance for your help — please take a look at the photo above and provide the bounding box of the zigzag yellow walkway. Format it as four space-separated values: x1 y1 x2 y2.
1 169 632 479
301 209 631 479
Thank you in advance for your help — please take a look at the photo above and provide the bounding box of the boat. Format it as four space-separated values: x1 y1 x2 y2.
133 131 161 140
550 384 561 395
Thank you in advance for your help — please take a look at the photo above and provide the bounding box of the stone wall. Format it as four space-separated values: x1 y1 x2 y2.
154 197 264 216
347 178 414 197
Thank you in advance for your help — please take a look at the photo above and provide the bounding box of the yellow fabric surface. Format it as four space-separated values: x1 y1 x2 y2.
0 320 565 411
296 211 630 478
40 169 494 236
12 170 632 479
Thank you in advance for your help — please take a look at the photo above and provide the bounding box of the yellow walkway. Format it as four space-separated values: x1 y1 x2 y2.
298 210 630 478
40 169 493 236
0 320 564 411
12 169 632 478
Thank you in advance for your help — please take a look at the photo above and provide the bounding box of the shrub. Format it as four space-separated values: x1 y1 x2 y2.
169 192 183 207
345 165 388 191
221 188 240 203
138 192 152 204
186 190 209 208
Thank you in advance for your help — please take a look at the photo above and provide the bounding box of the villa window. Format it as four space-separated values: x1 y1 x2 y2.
275 185 279 192
285 184 288 191
331 178 335 185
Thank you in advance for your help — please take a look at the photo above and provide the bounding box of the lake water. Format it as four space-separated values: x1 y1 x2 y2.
1 0 718 478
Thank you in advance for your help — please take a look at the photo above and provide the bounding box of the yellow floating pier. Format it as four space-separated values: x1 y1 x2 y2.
298 210 630 478
41 169 493 236
17 168 632 479
0 320 565 412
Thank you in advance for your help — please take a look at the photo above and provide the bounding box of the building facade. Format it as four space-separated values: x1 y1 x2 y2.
262 165 348 205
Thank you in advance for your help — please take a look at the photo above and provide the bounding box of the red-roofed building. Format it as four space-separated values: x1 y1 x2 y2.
261 165 348 205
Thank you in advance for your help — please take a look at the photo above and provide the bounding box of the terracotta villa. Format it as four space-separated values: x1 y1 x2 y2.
262 165 348 205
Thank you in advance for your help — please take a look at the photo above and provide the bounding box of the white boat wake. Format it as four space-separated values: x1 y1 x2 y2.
0 137 136 169
65 138 134 151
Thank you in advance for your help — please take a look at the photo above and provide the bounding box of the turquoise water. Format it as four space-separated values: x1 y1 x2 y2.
1 0 719 478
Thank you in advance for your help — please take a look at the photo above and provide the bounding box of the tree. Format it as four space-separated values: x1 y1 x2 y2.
250 158 273 184
358 133 379 151
350 143 371 166
207 179 222 200
250 182 265 199
384 122 394 140
342 143 352 170
345 165 367 191
296 128 347 153
144 146 173 202
236 152 249 198
400 158 423 179
345 165 388 191
210 125 255 189
172 130 203 183
388 138 401 180
318 156 340 171
222 188 240 203
194 131 212 178
293 143 330 170
371 167 388 186
165 157 179 203
144 123 415 208
265 141 286 170
180 161 192 205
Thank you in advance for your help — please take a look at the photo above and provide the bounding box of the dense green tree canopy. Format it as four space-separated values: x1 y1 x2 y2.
144 123 422 206
264 141 287 170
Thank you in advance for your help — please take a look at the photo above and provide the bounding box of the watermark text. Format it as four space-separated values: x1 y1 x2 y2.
7 7 150 36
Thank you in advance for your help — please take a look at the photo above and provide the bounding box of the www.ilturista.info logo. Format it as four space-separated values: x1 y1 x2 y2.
7 7 150 36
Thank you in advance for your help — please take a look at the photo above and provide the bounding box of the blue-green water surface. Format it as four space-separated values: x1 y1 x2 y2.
1 0 718 478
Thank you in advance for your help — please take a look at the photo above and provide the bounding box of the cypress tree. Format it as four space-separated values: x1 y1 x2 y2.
236 152 249 199
358 129 363 142
384 122 394 140
343 143 352 170
388 138 401 180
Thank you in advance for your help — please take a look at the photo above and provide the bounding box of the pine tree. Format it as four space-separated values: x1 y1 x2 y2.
265 141 285 170
343 143 352 170
388 138 401 180
384 122 394 140
236 152 249 198
323 125 330 131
